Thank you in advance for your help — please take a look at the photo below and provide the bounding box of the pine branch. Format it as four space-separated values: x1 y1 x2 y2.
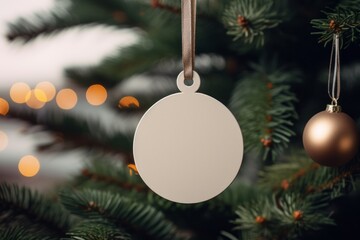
65 32 179 87
0 226 52 240
80 169 147 192
147 182 262 239
7 109 133 161
0 183 72 238
6 0 189 43
223 0 286 49
148 0 224 18
65 15 230 88
233 197 274 239
6 0 146 42
273 193 335 239
6 0 230 87
60 189 181 240
223 155 360 239
229 59 299 161
72 158 148 194
150 0 181 14
64 220 131 240
259 152 360 199
308 159 360 194
70 158 246 239
258 153 318 191
230 193 335 240
311 0 360 47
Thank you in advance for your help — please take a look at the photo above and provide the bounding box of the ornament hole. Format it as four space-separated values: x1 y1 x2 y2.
184 79 194 86
176 71 201 93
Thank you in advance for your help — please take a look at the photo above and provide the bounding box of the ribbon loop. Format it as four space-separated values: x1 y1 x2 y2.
181 0 196 80
328 34 341 105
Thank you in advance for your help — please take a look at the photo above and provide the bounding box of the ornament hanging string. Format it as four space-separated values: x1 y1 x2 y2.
181 0 197 80
328 34 341 106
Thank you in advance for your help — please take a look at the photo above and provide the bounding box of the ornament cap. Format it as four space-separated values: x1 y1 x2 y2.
326 104 342 113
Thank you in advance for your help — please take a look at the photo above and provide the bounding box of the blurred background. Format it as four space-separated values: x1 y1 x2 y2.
0 0 141 190
0 0 359 192
0 0 360 239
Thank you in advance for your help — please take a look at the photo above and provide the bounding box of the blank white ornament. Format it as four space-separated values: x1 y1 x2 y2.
133 71 243 204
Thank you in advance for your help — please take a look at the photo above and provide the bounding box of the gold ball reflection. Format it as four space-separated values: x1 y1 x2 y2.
18 155 41 177
303 110 359 167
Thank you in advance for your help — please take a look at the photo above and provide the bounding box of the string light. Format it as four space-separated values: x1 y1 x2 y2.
56 89 78 110
25 90 45 109
10 82 31 104
0 98 9 116
86 84 107 106
33 89 48 103
35 81 56 102
128 164 139 176
118 96 140 109
18 155 41 177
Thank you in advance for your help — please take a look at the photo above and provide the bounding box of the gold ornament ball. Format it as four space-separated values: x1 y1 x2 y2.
303 106 359 167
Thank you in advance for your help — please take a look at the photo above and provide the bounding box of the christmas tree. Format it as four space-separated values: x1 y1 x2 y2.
1 0 360 239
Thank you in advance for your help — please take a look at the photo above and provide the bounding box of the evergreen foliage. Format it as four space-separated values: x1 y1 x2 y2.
223 0 286 48
311 0 360 47
0 226 51 240
222 153 360 240
0 183 71 239
1 0 360 239
230 59 298 161
64 220 131 240
8 109 133 156
60 189 180 240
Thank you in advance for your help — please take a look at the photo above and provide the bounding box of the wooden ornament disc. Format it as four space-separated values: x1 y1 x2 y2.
133 72 243 203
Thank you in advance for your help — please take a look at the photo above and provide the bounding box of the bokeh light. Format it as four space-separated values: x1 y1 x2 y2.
18 155 41 177
25 90 46 109
118 96 140 109
128 164 139 176
0 98 10 116
10 82 31 104
86 84 107 106
0 131 8 151
35 81 56 102
34 88 48 102
56 89 78 110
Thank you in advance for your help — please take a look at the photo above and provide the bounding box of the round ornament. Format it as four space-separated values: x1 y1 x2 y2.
303 105 359 167
133 71 243 204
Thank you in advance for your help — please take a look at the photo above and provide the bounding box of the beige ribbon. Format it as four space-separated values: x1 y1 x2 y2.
181 0 196 80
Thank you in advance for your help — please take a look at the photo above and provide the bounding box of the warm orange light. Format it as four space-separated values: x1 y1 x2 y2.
119 96 140 109
0 98 9 116
56 89 77 110
34 89 48 102
86 84 107 106
128 164 139 176
0 131 8 151
35 81 56 102
18 155 40 177
25 90 45 109
10 82 31 104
